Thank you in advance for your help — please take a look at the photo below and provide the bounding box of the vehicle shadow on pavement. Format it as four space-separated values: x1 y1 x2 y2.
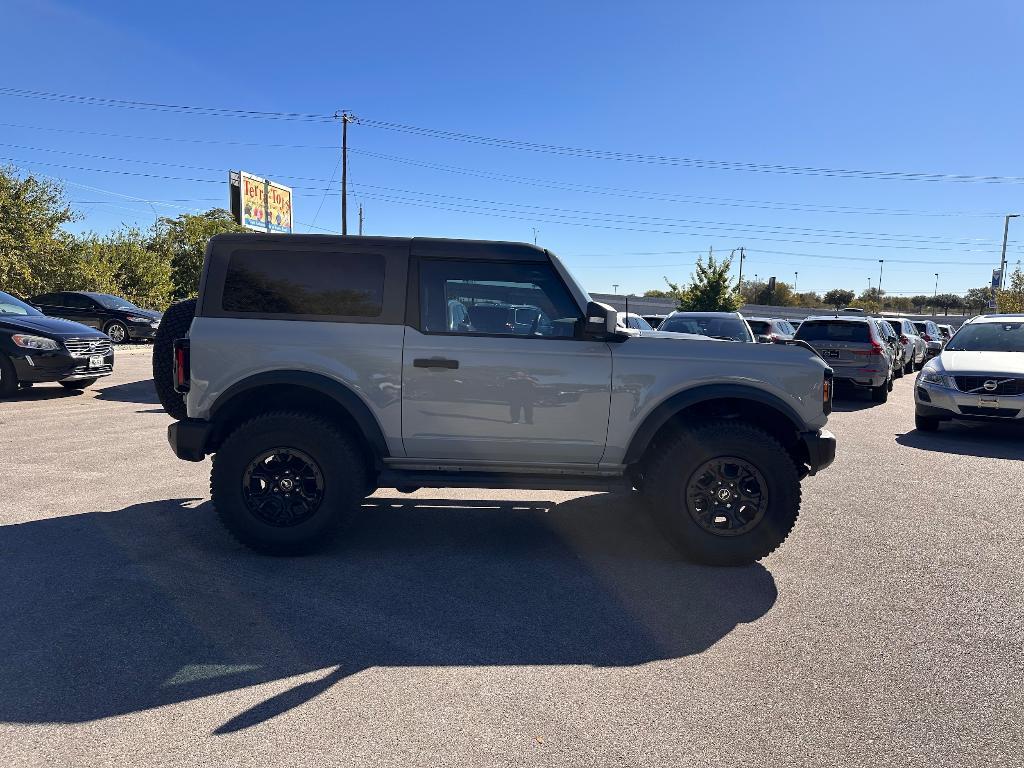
94 378 160 404
0 493 777 734
896 424 1024 460
2 385 82 402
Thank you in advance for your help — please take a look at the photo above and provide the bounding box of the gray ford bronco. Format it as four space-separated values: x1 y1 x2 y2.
155 234 836 564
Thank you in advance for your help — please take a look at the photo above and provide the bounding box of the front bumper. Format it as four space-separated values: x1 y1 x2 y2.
12 348 115 383
127 322 159 340
168 419 213 461
915 379 1024 422
801 428 837 475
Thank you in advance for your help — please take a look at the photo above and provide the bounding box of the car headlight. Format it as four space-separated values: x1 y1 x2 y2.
11 334 59 351
126 315 151 323
919 369 952 388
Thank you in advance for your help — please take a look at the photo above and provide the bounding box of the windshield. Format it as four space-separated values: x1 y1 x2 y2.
945 322 1024 353
92 293 139 310
660 314 753 342
795 320 872 343
0 291 43 316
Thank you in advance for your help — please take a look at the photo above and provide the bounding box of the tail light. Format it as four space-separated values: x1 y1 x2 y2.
823 370 833 414
899 334 909 344
173 338 190 393
922 333 932 342
854 341 886 356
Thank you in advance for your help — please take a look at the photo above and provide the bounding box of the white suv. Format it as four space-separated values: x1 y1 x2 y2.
915 314 1024 430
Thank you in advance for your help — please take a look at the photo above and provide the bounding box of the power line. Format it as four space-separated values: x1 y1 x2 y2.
0 121 336 149
5 87 1024 183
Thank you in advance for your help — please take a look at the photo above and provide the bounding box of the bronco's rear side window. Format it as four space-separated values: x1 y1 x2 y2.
222 249 384 317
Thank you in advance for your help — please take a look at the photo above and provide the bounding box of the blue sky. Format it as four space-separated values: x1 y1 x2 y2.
4 0 1023 298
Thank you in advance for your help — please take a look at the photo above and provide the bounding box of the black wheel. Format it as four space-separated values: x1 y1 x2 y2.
152 298 196 421
871 382 889 403
0 354 18 397
105 320 129 344
643 421 801 566
211 411 368 554
60 378 98 390
893 361 903 379
904 359 913 374
915 414 940 432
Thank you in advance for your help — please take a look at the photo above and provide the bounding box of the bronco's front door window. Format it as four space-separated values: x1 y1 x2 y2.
419 259 581 338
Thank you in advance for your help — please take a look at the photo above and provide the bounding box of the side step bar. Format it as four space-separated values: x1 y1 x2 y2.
376 469 632 492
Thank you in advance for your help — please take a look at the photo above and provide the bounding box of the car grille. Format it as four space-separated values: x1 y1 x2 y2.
64 338 113 358
953 376 1024 396
958 405 1020 418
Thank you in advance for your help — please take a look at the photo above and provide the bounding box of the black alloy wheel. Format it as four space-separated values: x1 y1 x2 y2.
242 447 325 527
684 456 769 537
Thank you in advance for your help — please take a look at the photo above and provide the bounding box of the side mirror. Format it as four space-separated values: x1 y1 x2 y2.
583 301 623 339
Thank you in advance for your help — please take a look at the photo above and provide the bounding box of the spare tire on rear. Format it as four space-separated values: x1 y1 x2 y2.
152 298 196 421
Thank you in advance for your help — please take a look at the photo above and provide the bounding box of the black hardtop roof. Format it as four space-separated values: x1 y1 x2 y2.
208 233 549 261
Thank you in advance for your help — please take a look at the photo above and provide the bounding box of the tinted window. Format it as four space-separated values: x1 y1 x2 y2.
946 322 1024 352
92 293 139 310
747 320 771 335
795 321 872 343
419 259 580 338
32 293 59 305
222 249 384 317
913 322 927 333
660 314 753 342
61 293 95 310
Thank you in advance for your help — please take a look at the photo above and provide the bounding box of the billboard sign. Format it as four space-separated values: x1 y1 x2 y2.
992 268 1002 291
230 171 293 233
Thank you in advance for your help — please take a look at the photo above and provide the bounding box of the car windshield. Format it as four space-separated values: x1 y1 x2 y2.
92 293 139 310
945 322 1024 352
795 320 872 343
0 291 43 316
660 314 752 342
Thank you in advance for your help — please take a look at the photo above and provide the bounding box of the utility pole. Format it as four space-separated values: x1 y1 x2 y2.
794 271 798 292
999 214 1020 290
934 273 939 302
878 259 884 300
532 227 539 245
358 203 364 236
335 111 356 235
736 247 745 290
868 277 872 294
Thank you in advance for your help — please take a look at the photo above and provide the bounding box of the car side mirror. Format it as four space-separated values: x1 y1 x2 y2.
582 301 623 340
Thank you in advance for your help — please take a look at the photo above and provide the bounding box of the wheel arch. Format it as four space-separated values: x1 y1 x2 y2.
207 370 389 466
623 384 809 469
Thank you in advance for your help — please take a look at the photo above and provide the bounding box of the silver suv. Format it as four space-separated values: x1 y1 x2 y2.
914 314 1024 430
794 315 894 402
156 235 836 565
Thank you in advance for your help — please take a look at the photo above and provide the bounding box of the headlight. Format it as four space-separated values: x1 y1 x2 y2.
11 334 59 351
920 369 952 388
126 315 151 323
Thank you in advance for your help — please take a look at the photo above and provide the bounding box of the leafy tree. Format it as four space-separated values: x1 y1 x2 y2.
793 291 821 307
933 293 963 316
71 228 174 309
909 295 931 312
964 287 993 312
859 287 883 304
996 267 1024 313
847 297 881 314
642 288 672 298
664 251 742 312
823 289 855 310
153 209 247 302
0 165 79 297
885 296 913 312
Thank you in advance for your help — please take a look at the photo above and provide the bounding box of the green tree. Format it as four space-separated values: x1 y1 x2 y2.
793 291 821 307
996 268 1024 312
964 287 993 313
909 295 931 312
642 288 672 298
823 289 855 310
664 251 742 312
933 293 963 316
0 165 79 297
71 228 174 309
847 297 881 313
154 209 247 301
885 296 912 312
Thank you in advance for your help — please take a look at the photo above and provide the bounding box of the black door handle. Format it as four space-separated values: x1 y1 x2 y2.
413 358 459 369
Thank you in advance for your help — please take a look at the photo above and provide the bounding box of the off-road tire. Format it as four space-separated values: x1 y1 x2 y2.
904 359 914 374
211 411 368 555
915 414 940 432
871 382 889 403
0 354 18 397
60 378 98 390
152 298 196 421
643 420 801 566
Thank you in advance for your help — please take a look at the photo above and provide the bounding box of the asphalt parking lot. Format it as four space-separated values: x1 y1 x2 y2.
1 350 1021 768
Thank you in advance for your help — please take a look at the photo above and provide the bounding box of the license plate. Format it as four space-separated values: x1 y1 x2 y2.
824 350 840 359
89 355 104 368
978 395 999 408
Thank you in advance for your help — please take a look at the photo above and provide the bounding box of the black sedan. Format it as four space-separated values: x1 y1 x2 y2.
0 291 114 396
30 291 162 343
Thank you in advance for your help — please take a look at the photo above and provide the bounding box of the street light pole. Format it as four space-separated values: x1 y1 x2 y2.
794 271 798 292
1000 214 1020 290
878 260 884 301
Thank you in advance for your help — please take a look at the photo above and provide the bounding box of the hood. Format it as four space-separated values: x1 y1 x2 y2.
633 330 729 342
937 351 1024 376
117 307 162 320
0 314 107 337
